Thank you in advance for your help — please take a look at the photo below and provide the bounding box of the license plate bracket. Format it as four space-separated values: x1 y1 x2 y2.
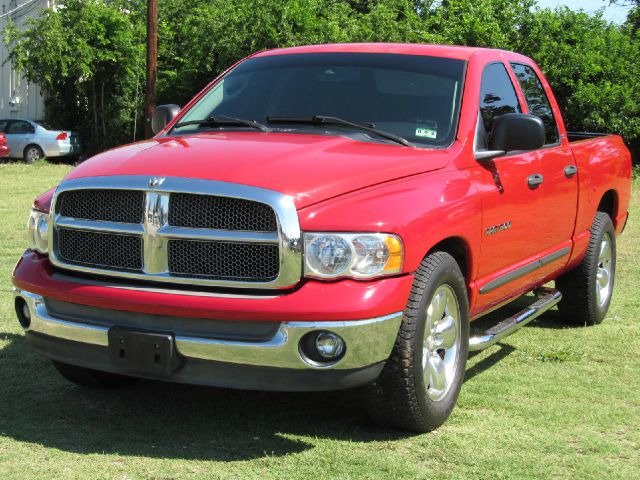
108 328 180 375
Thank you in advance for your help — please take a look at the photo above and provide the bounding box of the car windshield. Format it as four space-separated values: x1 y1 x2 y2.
173 53 466 147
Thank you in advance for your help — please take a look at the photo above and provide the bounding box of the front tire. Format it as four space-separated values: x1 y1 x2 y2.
23 145 44 164
52 361 138 389
364 252 469 432
556 212 616 326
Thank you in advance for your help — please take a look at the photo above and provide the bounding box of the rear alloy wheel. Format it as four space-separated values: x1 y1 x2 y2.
364 252 469 432
556 211 616 325
24 145 44 164
595 233 613 309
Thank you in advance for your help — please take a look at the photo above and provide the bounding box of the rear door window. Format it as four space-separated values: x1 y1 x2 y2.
510 63 560 145
0 120 8 133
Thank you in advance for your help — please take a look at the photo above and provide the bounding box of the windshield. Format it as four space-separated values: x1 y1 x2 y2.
173 52 466 147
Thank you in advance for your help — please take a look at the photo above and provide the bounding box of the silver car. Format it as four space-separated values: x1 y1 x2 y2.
0 119 81 163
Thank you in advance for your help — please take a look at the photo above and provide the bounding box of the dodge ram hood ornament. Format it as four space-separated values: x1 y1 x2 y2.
149 177 166 188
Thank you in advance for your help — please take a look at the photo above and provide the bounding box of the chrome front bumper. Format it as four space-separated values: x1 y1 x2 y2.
13 288 403 371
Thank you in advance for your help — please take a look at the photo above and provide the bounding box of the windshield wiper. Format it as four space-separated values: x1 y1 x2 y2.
266 115 411 146
173 115 271 132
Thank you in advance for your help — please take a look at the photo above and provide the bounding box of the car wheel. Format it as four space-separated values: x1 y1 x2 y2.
52 361 139 389
364 252 469 432
556 212 616 326
24 145 44 164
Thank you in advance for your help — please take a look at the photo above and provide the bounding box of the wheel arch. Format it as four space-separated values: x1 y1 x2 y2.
597 189 618 224
23 143 44 157
425 236 472 284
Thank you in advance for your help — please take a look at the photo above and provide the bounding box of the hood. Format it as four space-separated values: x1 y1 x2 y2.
66 132 450 208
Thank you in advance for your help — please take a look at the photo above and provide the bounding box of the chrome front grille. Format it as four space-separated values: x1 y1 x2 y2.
49 176 302 289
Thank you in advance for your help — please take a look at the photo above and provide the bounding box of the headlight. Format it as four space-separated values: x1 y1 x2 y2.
304 233 403 279
27 208 49 254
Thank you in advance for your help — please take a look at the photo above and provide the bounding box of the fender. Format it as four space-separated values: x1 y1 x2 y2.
298 166 483 309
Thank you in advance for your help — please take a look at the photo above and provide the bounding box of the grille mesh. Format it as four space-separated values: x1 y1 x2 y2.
54 187 285 285
168 240 279 281
169 193 277 231
56 189 144 224
57 228 143 272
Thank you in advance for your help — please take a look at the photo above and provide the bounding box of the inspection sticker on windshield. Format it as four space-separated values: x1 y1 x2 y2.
415 127 437 139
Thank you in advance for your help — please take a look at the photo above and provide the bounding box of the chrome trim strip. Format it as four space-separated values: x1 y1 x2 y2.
49 175 302 289
14 288 402 370
55 216 145 235
469 287 561 351
143 191 170 274
479 246 571 294
159 226 279 244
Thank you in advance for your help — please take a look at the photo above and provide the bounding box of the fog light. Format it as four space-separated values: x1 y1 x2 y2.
299 330 346 366
15 298 31 329
315 332 345 359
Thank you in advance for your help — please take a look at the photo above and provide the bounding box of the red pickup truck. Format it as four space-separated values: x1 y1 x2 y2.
12 44 632 432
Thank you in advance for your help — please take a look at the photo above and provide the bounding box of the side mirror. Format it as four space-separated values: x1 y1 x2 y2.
151 104 181 135
490 113 545 152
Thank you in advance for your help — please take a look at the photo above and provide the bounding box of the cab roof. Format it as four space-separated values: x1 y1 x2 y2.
254 43 525 62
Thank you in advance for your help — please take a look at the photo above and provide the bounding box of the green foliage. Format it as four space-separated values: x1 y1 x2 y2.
3 0 640 162
3 0 145 153
155 0 357 105
428 0 537 49
518 7 640 159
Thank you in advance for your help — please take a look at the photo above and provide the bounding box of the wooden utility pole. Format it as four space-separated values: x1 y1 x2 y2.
144 0 158 138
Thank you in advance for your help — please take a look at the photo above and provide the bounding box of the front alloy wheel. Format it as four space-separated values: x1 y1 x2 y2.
423 284 461 401
364 251 469 432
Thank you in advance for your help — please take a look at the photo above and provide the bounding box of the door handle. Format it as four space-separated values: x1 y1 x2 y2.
564 165 578 178
527 173 544 189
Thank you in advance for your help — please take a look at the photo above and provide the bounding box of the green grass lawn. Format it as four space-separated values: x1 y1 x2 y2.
0 162 638 479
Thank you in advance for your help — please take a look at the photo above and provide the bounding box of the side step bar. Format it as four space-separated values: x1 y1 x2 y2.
468 287 562 352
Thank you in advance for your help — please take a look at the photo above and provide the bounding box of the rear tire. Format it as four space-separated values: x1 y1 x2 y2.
52 361 138 389
556 212 616 326
364 252 469 432
23 145 44 164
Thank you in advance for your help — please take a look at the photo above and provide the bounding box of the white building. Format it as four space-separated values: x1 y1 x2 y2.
0 0 52 120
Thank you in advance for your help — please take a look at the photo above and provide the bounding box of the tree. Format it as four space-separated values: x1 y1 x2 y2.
428 0 536 49
3 0 144 153
609 0 640 33
519 6 640 159
3 0 640 162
